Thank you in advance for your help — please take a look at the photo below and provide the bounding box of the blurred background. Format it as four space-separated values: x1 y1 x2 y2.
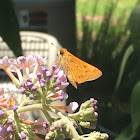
0 0 140 140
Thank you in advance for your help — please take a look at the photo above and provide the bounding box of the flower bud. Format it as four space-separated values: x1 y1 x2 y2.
40 79 46 83
80 121 96 129
27 77 32 82
7 118 13 125
31 86 38 91
37 72 42 79
0 125 7 138
52 65 57 70
0 110 5 118
20 88 26 94
20 82 26 87
12 105 18 112
40 82 45 88
29 94 34 99
42 66 47 76
21 131 27 139
54 123 59 129
46 71 52 79
7 126 13 133
27 82 33 88
87 131 109 140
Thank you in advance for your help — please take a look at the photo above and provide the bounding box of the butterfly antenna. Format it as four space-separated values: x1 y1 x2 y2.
51 43 60 50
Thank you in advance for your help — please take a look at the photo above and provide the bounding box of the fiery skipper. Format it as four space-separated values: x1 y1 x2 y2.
57 48 102 88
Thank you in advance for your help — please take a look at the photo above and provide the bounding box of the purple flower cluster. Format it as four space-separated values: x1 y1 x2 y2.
0 119 14 139
0 55 108 140
0 54 69 102
0 108 49 139
19 64 69 102
0 54 79 113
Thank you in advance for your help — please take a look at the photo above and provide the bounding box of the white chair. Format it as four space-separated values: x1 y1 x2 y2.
0 31 61 93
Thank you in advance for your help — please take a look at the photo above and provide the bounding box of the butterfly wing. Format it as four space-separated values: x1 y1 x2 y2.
68 57 102 86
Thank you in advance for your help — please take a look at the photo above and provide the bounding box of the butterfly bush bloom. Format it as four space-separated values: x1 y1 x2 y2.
0 54 108 140
68 98 98 129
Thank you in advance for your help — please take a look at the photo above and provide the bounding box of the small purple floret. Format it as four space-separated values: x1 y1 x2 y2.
7 126 13 133
54 123 59 129
94 100 98 105
90 98 94 103
61 121 66 126
40 79 46 83
55 87 60 91
52 65 57 70
42 66 47 76
27 77 32 82
7 118 13 125
42 66 47 72
27 82 33 88
0 125 7 138
20 82 26 88
31 86 38 91
18 56 26 62
94 112 98 118
12 105 18 112
29 94 34 99
40 82 45 88
20 88 26 94
21 131 27 139
50 127 55 131
53 75 58 79
59 95 64 101
56 79 61 85
37 72 42 79
43 122 49 129
0 110 5 118
46 71 52 78
94 106 98 111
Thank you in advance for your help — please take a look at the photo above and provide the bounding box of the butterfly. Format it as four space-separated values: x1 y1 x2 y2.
57 48 102 88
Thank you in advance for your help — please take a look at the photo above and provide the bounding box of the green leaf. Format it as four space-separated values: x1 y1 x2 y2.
0 0 22 56
130 4 140 51
131 80 140 131
115 124 136 140
114 45 134 93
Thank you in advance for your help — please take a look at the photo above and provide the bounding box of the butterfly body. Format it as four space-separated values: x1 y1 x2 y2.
57 48 102 88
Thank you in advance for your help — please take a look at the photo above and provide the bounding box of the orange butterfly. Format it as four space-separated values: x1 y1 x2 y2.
57 48 102 88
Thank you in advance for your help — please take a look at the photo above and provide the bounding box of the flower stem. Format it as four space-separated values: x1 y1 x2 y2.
42 109 54 122
57 112 79 140
17 104 43 113
41 93 54 122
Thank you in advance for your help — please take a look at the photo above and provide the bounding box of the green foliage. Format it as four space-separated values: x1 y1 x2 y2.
69 0 140 139
76 0 137 18
131 81 140 132
114 4 140 139
0 0 22 56
130 4 140 51
114 45 134 93
115 124 136 140
115 81 140 140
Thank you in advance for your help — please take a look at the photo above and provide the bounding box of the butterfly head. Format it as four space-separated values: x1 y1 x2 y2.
57 48 67 57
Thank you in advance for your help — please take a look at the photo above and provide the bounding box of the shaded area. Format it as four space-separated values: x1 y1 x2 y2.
68 0 140 139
